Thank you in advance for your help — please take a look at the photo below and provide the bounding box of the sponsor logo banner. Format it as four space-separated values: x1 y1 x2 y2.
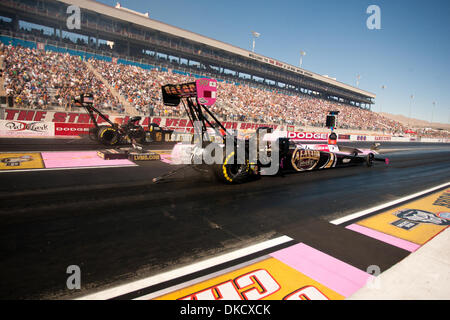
338 134 351 141
1 109 278 133
0 152 44 170
392 209 450 226
355 188 450 245
54 123 94 136
287 132 328 141
375 136 391 141
0 120 54 137
356 135 367 141
154 257 343 300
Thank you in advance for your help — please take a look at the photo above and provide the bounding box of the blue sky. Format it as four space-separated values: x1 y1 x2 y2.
98 0 450 123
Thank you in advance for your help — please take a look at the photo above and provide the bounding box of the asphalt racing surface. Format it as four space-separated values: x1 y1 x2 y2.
0 138 449 299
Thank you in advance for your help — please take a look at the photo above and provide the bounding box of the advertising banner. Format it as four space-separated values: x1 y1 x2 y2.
1 108 278 133
54 123 94 136
0 119 54 137
287 132 328 141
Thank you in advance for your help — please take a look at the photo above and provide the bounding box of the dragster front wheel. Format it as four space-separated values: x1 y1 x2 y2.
366 153 374 167
214 151 252 184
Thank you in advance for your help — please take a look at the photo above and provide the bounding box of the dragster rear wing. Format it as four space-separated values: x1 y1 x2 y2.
162 78 217 106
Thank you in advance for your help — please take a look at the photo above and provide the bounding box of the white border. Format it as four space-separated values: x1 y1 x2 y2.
134 255 269 300
76 235 293 300
330 182 450 225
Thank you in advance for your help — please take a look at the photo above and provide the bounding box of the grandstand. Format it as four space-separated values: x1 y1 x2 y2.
0 0 448 138
0 0 375 106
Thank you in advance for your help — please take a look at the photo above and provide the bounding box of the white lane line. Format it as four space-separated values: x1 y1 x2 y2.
76 235 293 300
330 182 450 225
134 255 269 300
0 164 138 173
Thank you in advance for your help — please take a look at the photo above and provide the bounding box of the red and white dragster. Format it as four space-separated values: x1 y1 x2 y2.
153 79 389 184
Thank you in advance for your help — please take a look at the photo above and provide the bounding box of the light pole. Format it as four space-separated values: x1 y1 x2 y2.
299 50 306 68
251 31 260 52
356 75 361 87
379 85 386 113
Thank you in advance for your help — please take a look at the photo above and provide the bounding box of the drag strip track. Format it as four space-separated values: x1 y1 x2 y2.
0 141 449 299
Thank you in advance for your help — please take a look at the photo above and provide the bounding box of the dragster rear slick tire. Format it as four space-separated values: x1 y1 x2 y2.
97 126 120 146
214 151 253 184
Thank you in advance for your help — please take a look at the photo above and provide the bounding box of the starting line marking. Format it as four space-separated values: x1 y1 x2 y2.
330 182 450 225
76 235 293 300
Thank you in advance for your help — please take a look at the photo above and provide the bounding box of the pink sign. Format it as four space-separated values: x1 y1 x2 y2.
196 78 217 106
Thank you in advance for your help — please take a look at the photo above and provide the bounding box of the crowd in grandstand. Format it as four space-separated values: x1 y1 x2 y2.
89 58 186 117
1 44 122 113
1 42 448 138
86 57 409 134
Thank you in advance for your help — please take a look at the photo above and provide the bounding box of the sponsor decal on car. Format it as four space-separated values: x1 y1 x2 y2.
291 149 321 171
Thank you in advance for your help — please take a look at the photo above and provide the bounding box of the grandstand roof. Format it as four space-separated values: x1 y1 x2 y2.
58 0 375 100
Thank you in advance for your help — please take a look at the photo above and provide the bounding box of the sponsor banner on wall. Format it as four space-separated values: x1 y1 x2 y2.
1 108 278 134
54 123 94 136
375 136 391 141
287 132 328 141
350 135 378 142
0 119 54 137
338 134 351 141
